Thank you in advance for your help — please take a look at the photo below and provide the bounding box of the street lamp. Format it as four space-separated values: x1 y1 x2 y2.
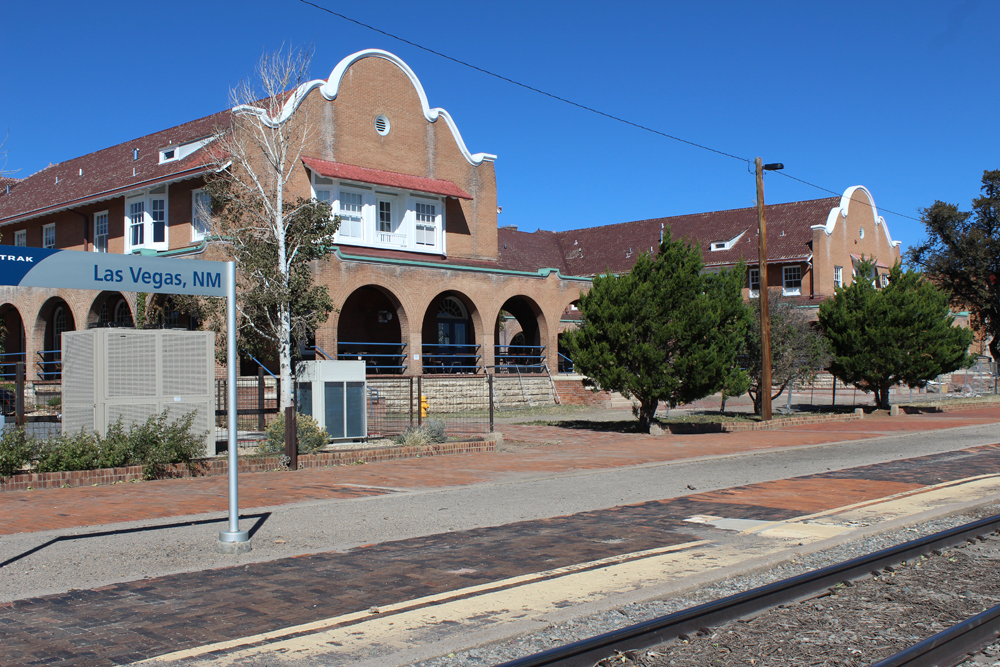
755 158 783 421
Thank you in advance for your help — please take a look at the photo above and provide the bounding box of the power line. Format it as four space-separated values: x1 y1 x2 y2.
297 0 922 225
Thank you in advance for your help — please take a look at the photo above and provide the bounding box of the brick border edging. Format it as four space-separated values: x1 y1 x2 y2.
0 438 497 492
714 412 864 432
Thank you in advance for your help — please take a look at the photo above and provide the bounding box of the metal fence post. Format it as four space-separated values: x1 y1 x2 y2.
409 376 414 427
488 373 494 433
257 367 265 432
417 375 423 427
284 406 298 470
15 361 24 427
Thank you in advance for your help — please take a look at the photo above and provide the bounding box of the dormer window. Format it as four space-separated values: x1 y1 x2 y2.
159 147 177 163
158 137 214 165
709 230 746 252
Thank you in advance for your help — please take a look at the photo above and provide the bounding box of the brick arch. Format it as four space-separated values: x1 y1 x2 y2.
420 289 486 374
492 294 549 372
88 291 134 328
34 296 76 380
0 303 26 378
335 284 409 374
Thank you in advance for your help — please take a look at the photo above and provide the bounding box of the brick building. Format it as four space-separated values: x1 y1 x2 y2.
0 47 902 391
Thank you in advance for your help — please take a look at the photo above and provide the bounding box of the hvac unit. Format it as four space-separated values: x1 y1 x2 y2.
62 329 216 454
295 361 366 441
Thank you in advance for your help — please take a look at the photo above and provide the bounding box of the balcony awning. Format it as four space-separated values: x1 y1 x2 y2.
302 157 473 200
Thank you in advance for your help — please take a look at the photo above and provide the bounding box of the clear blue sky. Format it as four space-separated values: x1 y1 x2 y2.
3 0 997 256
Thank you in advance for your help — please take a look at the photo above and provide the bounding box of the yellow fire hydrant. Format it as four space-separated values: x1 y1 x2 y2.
420 394 429 418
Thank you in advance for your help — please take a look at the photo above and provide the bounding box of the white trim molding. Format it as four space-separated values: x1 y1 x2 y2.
232 49 497 167
811 185 900 248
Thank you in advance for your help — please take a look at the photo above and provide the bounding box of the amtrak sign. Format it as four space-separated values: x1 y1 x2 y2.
0 244 249 551
0 245 228 297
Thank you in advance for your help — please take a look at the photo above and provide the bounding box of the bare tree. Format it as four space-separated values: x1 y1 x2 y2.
206 46 338 410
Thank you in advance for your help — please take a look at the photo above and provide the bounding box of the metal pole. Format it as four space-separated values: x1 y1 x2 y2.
218 261 249 550
257 366 265 432
488 373 494 432
756 158 772 421
15 361 24 427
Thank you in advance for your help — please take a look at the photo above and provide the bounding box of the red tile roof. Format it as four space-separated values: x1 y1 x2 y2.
302 157 472 200
497 197 839 277
0 111 230 225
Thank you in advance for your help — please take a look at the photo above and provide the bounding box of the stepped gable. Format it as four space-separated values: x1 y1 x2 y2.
547 197 839 277
0 110 229 225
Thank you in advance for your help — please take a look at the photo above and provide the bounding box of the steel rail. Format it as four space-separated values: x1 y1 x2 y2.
870 602 1000 667
495 513 1000 667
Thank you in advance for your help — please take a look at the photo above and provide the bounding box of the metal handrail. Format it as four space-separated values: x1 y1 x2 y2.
557 352 575 374
243 351 277 379
36 349 61 380
334 342 407 373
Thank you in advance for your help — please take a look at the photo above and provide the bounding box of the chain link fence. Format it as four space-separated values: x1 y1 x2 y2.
367 375 492 440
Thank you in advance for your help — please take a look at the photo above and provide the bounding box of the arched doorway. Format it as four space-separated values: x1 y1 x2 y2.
0 304 26 382
493 295 546 373
422 292 479 374
89 292 134 328
336 286 407 374
38 298 75 381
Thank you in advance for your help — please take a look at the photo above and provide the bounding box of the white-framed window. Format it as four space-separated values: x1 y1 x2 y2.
192 190 211 241
783 265 802 296
834 265 843 289
128 198 145 247
13 230 25 247
125 185 169 252
415 201 437 246
749 267 760 298
42 224 56 249
338 190 363 238
94 211 109 252
879 273 889 288
378 199 393 233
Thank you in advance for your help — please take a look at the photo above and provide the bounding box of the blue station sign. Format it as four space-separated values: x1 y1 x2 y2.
0 245 229 297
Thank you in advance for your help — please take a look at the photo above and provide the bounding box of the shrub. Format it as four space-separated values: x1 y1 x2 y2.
26 410 206 479
394 419 447 447
260 412 328 455
47 396 62 409
0 428 36 478
36 430 100 472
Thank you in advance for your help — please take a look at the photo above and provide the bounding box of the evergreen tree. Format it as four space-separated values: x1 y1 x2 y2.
563 235 747 432
908 170 1000 359
742 289 830 415
818 260 973 409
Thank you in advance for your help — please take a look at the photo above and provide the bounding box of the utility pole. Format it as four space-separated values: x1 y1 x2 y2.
755 158 783 421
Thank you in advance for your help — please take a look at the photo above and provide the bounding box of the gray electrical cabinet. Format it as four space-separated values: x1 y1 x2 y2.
295 361 366 441
61 329 215 453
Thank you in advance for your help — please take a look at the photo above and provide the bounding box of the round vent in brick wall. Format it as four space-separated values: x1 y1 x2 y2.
375 115 390 136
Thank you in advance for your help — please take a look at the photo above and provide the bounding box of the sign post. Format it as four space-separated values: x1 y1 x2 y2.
0 245 249 551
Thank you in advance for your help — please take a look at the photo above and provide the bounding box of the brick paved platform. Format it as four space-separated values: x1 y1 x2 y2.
2 406 999 537
3 443 1000 666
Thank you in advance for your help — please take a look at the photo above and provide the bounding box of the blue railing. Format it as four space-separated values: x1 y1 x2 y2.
244 351 278 379
558 352 575 374
421 343 481 374
336 341 407 374
494 345 546 373
0 351 25 380
36 349 61 380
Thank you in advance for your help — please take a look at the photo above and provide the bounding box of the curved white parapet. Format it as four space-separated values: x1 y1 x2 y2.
811 185 900 248
232 49 496 167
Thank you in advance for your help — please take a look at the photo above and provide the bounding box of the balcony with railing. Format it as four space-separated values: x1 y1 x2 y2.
36 349 61 381
332 341 407 374
0 351 25 381
421 343 481 374
494 344 546 374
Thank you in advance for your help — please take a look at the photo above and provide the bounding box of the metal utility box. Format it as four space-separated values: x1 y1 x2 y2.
295 361 366 441
61 329 215 453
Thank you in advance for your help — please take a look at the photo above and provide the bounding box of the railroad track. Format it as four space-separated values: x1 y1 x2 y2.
495 514 1000 667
